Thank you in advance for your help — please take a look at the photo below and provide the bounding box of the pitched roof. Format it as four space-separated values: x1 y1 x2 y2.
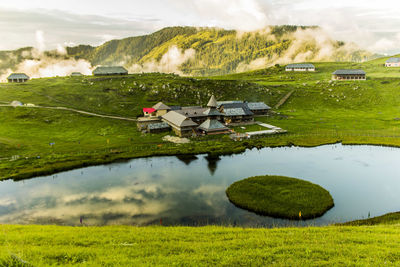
162 111 198 127
386 57 400 63
71 72 83 76
92 66 128 75
207 95 218 108
7 73 29 80
176 107 208 118
286 63 315 69
247 102 271 110
332 69 366 75
224 108 249 116
152 102 171 110
217 100 243 107
143 108 156 113
220 103 253 116
203 108 223 116
198 119 229 132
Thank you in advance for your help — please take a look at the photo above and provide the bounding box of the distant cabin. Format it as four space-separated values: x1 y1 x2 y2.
285 64 315 72
7 73 29 83
332 70 366 81
71 72 83 77
385 58 400 67
92 66 128 76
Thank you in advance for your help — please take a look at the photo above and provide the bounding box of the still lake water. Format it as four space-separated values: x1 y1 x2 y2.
0 144 400 227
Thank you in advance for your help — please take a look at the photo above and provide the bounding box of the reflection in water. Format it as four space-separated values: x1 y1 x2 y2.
205 155 221 175
0 144 400 227
176 155 199 166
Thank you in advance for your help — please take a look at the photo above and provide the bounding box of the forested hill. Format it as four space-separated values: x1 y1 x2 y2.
1 26 377 77
67 26 375 76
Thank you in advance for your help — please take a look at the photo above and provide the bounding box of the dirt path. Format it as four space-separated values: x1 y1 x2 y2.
0 104 137 122
275 90 295 109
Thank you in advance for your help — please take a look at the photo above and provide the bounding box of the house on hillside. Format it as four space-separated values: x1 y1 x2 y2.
7 73 29 83
385 58 400 67
285 64 315 72
162 111 198 137
217 101 270 116
71 72 83 77
92 66 128 76
143 108 157 117
218 103 254 124
247 102 271 115
332 70 366 81
139 96 270 137
152 102 171 117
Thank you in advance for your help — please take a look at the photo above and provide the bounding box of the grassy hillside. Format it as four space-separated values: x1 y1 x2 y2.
1 58 400 180
2 224 400 266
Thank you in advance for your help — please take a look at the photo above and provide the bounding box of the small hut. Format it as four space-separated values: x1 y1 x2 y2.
7 73 29 83
71 72 83 77
92 66 128 76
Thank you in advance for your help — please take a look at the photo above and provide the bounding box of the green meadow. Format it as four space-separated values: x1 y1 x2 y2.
1 56 400 265
1 57 400 180
2 224 400 266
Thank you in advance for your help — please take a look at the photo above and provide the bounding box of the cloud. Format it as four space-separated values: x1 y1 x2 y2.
0 8 160 50
2 0 400 57
235 27 372 72
165 0 269 31
0 32 94 80
35 30 46 52
129 45 196 75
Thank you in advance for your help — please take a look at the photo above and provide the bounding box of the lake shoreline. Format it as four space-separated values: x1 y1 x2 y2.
3 138 400 182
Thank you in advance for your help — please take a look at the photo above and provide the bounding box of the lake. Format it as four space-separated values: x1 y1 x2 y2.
0 144 399 227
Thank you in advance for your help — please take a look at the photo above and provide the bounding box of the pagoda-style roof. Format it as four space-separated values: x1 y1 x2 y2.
203 108 222 116
207 95 218 108
198 119 229 132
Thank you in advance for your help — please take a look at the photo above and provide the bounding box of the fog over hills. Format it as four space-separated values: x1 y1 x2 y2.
0 26 378 79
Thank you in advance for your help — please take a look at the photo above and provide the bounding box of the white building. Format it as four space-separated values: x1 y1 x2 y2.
385 58 400 67
285 63 315 72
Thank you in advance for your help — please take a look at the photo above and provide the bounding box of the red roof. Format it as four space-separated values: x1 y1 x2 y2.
143 108 156 113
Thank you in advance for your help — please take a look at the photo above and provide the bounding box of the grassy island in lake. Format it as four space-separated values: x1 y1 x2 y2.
226 175 334 220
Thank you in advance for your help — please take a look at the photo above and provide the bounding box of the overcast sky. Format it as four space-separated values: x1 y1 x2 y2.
1 0 400 54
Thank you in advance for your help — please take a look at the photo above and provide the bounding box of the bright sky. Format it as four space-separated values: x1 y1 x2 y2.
0 0 400 54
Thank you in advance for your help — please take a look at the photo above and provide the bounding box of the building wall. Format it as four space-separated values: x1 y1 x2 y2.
8 78 28 83
251 109 270 115
224 116 254 124
386 63 400 67
156 110 169 117
332 75 366 80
